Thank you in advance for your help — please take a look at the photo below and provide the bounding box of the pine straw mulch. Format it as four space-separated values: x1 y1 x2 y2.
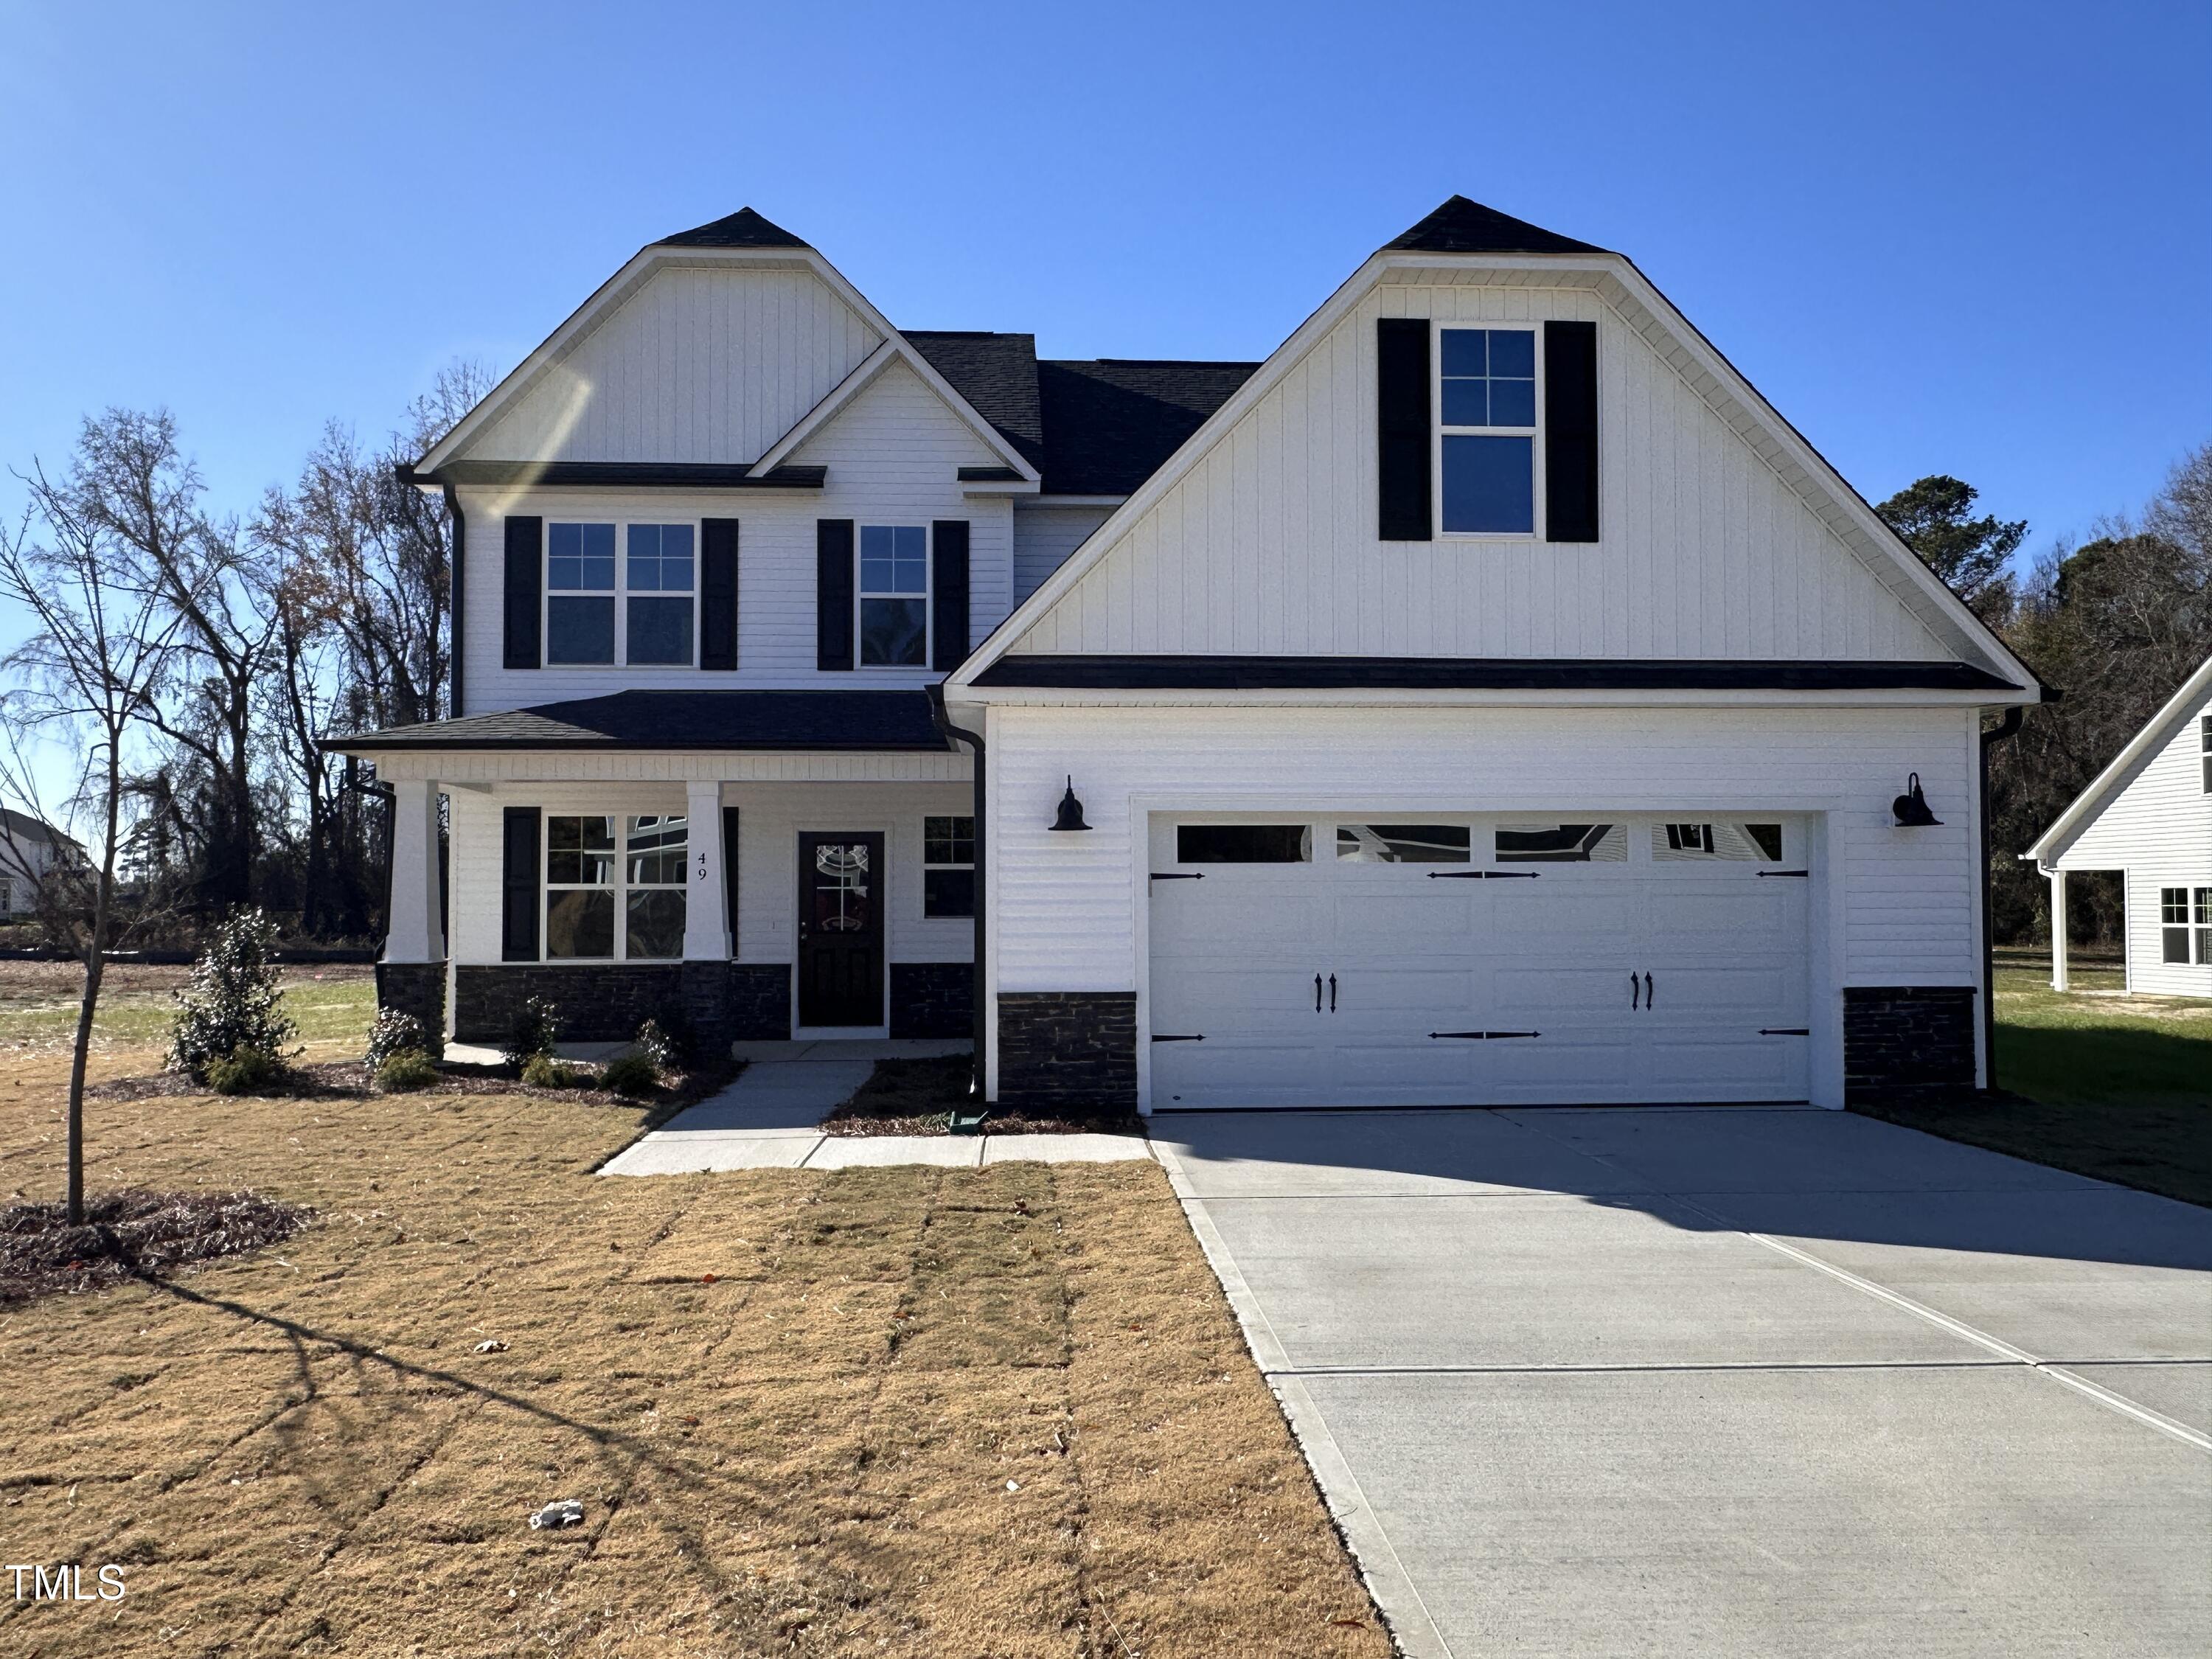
823 1054 1146 1137
0 1187 310 1304
88 1058 737 1116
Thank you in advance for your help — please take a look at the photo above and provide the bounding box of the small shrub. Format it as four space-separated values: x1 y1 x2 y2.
365 1007 443 1071
373 1050 440 1093
504 996 563 1070
600 1054 660 1098
168 910 299 1082
205 1046 283 1096
633 1018 682 1073
521 1052 588 1090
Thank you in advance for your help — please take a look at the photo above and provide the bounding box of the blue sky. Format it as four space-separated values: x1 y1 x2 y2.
1 0 2205 575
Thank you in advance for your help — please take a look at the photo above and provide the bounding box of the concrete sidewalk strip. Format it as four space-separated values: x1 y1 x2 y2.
601 1135 822 1175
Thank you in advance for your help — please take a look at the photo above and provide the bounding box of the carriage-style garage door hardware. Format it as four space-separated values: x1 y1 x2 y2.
1427 869 1540 880
1430 1029 1541 1040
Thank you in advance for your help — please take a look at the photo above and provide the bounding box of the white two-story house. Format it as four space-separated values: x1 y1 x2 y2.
336 198 2040 1111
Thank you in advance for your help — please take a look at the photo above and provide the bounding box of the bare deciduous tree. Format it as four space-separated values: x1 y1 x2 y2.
1 453 195 1223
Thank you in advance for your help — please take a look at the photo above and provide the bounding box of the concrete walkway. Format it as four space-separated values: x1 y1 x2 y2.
598 1040 1152 1174
1155 1106 2212 1659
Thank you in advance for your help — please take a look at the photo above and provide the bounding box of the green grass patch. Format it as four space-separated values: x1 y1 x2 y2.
0 969 377 1049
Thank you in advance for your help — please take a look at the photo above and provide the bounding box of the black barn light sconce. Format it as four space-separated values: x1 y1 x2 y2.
1049 775 1091 832
1891 772 1942 827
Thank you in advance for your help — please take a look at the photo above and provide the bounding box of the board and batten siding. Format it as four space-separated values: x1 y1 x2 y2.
2053 685 2212 995
461 361 1015 712
1012 504 1114 605
1008 284 1946 662
468 265 883 465
445 779 974 969
983 702 1978 996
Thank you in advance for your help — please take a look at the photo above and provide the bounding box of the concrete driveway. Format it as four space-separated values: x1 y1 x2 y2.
1153 1106 2212 1658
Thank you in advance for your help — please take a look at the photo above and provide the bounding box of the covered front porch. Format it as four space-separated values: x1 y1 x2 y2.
340 689 976 1058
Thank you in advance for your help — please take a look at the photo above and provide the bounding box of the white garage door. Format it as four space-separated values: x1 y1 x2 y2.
1147 815 1811 1108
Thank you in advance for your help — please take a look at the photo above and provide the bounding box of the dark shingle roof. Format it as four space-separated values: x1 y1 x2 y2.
904 333 1046 471
1384 195 1603 256
658 206 810 249
325 690 947 752
905 334 1259 497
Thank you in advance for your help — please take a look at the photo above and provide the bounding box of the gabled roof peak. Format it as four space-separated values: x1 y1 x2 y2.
1383 195 1604 257
658 206 810 249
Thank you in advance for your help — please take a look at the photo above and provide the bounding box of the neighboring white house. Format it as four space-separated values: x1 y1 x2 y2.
333 197 2041 1111
0 809 81 919
2023 654 2212 996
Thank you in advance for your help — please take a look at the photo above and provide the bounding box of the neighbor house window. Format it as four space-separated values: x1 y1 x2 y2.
625 525 695 665
1440 327 1536 535
546 521 697 667
2201 716 2211 793
546 523 616 664
544 814 685 960
923 815 975 918
860 525 928 666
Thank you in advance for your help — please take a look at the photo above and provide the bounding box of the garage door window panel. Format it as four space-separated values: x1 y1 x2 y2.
1176 824 1312 864
1652 821 1785 862
1336 824 1471 863
1495 823 1627 863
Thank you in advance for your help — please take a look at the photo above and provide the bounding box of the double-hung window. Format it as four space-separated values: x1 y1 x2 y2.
545 521 696 666
625 525 695 665
545 814 686 961
922 815 975 918
859 525 928 666
2162 887 2212 965
1439 327 1537 535
2201 716 2211 793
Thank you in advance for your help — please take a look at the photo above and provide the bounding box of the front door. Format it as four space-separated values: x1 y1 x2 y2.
797 832 884 1027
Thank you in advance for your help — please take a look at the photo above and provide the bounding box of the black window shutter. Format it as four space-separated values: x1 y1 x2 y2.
500 807 539 961
1545 320 1600 543
816 520 855 671
700 518 740 670
931 520 970 672
503 516 543 669
721 806 741 943
1376 318 1433 541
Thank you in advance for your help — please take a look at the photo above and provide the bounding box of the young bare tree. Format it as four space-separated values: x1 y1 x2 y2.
1 452 195 1224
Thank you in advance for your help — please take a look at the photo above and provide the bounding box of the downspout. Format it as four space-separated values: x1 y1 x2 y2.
927 682 987 1100
1978 703 2025 1091
396 465 464 719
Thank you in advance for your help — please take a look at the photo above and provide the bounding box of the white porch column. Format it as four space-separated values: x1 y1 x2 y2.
684 782 730 959
384 779 444 963
2048 867 2069 990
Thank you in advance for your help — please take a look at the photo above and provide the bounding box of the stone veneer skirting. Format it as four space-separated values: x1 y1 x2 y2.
996 992 1137 1110
375 961 445 1039
728 964 793 1042
1843 985 1978 1100
889 963 974 1040
453 964 686 1045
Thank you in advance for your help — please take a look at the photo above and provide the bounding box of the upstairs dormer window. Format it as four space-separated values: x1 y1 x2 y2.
1439 328 1537 535
544 521 696 667
860 525 929 666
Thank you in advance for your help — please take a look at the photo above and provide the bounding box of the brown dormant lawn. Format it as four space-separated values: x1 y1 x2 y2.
0 1027 1388 1657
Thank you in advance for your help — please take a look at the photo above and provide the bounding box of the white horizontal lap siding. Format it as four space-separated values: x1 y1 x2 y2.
984 704 1976 992
725 782 976 967
444 779 975 968
1010 285 1940 663
1011 505 1113 605
470 266 881 465
459 411 1014 709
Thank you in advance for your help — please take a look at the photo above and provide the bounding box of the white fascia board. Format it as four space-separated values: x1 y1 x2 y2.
961 479 1041 496
1027 495 1127 508
2023 652 2212 867
947 253 1396 686
941 683 2025 712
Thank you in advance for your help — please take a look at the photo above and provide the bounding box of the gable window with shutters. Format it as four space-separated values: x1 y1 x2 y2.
859 526 930 667
1438 327 1538 535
